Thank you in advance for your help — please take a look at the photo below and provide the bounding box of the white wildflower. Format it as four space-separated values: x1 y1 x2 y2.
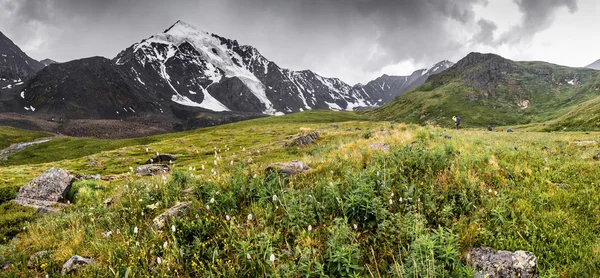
189 166 192 171
272 194 278 201
171 225 176 233
353 224 358 230
145 147 148 153
135 241 139 247
157 257 162 264
247 253 251 260
206 205 210 210
210 197 215 203
308 225 312 231
226 215 231 221
230 160 234 166
389 199 393 205
270 254 275 262
202 164 205 170
247 214 253 221
253 174 258 179
214 160 217 165
133 226 138 234
163 241 168 248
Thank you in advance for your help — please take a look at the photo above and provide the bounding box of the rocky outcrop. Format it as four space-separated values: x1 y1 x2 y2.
144 154 178 164
152 202 191 230
467 247 537 278
13 168 73 212
265 161 311 176
61 255 93 275
135 164 170 176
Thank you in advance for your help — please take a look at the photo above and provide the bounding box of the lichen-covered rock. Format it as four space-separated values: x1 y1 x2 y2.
13 168 73 211
144 154 178 164
286 132 320 146
61 255 93 275
135 164 170 176
152 202 191 230
265 161 311 176
467 247 537 278
74 173 102 181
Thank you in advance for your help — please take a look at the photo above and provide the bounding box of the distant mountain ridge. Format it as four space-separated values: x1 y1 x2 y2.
357 60 454 103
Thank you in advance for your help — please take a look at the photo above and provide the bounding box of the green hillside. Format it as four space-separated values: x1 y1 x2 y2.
369 53 600 130
0 111 600 276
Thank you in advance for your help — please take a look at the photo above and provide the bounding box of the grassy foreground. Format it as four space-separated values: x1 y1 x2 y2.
0 111 599 277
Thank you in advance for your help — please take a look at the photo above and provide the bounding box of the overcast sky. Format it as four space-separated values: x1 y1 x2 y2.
0 0 598 84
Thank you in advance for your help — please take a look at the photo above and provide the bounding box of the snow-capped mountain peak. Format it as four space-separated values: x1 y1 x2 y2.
113 21 376 115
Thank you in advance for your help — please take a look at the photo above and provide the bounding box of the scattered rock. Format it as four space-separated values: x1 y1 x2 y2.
1 261 12 271
135 164 170 176
265 161 311 176
369 144 390 151
541 146 548 150
85 156 101 167
594 152 600 160
74 174 102 181
61 255 93 275
574 140 597 146
145 154 177 164
13 168 73 212
444 135 452 139
152 202 191 230
27 250 52 269
286 132 320 146
467 247 537 278
103 196 117 207
329 124 339 129
182 187 195 196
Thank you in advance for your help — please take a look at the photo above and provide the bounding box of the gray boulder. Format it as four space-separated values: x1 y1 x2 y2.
13 168 73 211
265 161 311 176
61 255 93 275
135 164 170 176
152 202 191 230
144 154 178 164
467 247 537 278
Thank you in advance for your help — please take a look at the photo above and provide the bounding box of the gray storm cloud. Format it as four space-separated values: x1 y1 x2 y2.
0 0 581 84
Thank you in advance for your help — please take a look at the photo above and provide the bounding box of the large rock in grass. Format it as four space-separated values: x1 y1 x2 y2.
467 247 537 278
286 132 320 146
61 255 93 275
13 168 73 212
144 154 177 164
265 161 311 176
152 202 191 230
135 164 170 176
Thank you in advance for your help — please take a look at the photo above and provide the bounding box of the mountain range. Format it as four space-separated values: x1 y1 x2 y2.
0 21 451 137
370 52 600 131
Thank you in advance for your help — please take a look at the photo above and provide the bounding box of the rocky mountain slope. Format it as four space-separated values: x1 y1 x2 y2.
0 31 43 82
370 52 600 129
358 60 454 103
586 59 600 70
40 59 58 67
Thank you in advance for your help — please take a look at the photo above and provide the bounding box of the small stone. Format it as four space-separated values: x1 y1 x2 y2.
135 164 170 176
144 154 177 164
61 255 93 275
265 161 311 176
368 143 390 151
467 247 537 278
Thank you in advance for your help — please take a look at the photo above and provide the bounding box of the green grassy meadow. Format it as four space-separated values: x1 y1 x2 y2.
0 111 599 277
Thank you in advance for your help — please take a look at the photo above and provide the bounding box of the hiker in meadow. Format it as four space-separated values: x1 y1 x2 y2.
452 115 461 130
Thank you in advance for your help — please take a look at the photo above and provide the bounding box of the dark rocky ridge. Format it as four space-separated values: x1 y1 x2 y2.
0 31 44 81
